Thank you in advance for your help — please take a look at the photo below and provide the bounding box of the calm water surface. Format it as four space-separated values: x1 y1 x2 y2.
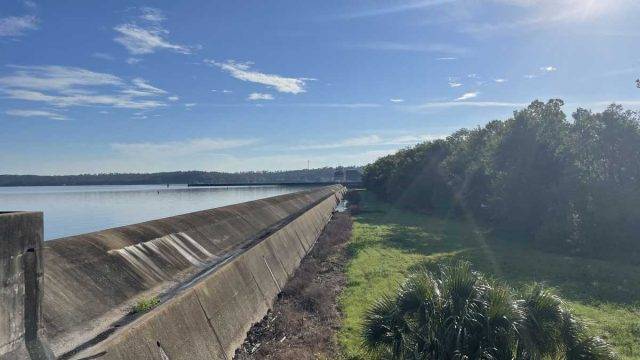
0 185 313 240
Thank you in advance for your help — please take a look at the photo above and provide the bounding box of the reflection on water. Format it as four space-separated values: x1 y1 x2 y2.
0 184 312 240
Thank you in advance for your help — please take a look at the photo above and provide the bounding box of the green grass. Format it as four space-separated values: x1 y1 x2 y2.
338 192 640 359
132 296 160 314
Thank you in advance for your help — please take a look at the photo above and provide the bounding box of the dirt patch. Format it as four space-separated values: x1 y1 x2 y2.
235 212 352 359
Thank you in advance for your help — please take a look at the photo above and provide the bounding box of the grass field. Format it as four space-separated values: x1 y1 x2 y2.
338 192 640 359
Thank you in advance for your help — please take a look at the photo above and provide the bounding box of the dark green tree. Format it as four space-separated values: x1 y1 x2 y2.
362 99 640 262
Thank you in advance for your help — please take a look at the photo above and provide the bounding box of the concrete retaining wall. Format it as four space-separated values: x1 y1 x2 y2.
39 185 345 359
0 211 53 360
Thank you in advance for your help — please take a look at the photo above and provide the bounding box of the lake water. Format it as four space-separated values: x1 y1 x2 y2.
0 185 314 240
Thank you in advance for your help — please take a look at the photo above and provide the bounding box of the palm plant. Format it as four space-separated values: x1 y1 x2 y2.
362 262 616 360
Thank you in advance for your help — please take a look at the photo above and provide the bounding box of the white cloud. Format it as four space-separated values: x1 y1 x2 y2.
339 0 455 19
0 65 123 91
114 24 192 55
329 135 383 148
111 137 257 157
277 102 380 108
139 7 166 23
4 89 165 109
184 103 196 107
436 57 457 60
247 92 274 101
448 82 463 88
352 42 467 55
0 15 38 37
23 0 37 8
168 95 179 101
219 102 382 109
6 109 67 120
524 66 557 79
414 101 527 109
206 60 308 94
132 78 166 94
455 91 479 101
494 78 507 83
293 133 443 150
0 65 167 110
114 8 195 55
126 57 142 65
390 98 404 103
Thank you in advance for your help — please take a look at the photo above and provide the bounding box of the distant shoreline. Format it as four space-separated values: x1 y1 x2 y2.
0 183 323 188
0 167 361 187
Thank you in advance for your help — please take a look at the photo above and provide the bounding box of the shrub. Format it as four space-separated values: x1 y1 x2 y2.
362 262 616 359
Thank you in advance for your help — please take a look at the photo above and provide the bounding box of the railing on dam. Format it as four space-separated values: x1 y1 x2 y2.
1 185 346 360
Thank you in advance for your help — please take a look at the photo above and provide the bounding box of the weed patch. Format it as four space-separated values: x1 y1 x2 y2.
132 296 160 314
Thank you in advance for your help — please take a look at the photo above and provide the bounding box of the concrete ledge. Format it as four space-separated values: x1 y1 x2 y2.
0 211 54 360
39 185 344 358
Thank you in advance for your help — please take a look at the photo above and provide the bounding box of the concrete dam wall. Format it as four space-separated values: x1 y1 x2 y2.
1 185 345 360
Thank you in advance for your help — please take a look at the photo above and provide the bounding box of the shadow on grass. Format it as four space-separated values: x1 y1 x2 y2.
354 192 640 307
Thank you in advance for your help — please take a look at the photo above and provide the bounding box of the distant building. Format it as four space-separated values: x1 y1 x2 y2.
333 168 345 182
333 167 362 183
345 168 361 183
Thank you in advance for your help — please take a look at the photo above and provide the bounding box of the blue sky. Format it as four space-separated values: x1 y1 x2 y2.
1 0 639 175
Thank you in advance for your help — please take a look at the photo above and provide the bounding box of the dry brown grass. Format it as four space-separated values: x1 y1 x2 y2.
235 212 352 359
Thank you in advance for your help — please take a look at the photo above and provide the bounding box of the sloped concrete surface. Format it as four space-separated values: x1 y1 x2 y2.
39 185 344 359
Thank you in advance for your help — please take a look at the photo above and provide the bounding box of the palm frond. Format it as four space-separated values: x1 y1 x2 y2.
565 335 617 360
518 285 565 357
360 262 615 360
362 294 408 358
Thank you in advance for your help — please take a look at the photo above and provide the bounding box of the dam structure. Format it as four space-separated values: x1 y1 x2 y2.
1 185 346 360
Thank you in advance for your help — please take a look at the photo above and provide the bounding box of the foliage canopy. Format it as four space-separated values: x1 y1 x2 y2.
363 100 640 261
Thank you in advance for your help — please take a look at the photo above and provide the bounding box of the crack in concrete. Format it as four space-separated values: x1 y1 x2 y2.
194 295 228 360
262 257 281 293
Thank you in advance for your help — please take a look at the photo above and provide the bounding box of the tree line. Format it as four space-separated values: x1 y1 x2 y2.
0 167 352 186
363 99 640 262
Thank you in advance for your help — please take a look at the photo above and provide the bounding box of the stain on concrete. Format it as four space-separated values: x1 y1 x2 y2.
1 211 54 360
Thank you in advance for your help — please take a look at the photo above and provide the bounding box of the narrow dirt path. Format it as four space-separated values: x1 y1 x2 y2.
235 212 352 359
